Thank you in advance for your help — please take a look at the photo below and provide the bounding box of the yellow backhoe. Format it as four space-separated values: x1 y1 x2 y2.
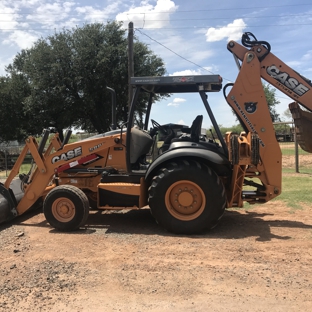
0 32 311 234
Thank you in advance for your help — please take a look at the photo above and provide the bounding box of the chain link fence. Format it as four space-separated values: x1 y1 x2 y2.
274 122 312 174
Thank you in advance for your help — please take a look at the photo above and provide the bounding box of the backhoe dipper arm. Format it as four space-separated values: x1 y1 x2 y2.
225 32 312 203
227 33 312 112
225 48 282 202
228 32 312 154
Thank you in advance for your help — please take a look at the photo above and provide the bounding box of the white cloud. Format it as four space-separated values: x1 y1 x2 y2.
170 66 216 76
0 3 20 31
173 98 186 103
76 2 120 23
177 119 186 125
3 31 38 49
191 50 214 63
167 102 179 107
167 97 186 107
286 49 312 70
302 50 312 61
286 61 301 67
26 1 76 27
205 19 247 42
116 0 178 28
18 0 41 7
170 69 200 76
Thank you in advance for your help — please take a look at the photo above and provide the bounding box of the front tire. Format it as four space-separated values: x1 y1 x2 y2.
148 159 226 234
43 185 89 231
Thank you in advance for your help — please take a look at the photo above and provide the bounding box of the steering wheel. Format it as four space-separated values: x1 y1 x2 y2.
151 119 168 135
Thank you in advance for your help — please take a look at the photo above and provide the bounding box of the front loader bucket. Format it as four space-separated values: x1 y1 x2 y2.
289 102 312 153
0 179 24 224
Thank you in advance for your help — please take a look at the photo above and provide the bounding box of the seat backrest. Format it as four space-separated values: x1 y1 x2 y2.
190 115 203 142
130 127 153 164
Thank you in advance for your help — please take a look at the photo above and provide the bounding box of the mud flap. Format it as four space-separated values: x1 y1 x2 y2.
0 179 24 224
289 102 312 153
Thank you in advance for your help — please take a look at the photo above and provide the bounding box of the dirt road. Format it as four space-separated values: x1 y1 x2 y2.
1 201 312 312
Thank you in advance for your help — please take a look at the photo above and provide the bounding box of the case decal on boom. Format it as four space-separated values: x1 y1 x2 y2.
266 65 310 97
51 146 83 164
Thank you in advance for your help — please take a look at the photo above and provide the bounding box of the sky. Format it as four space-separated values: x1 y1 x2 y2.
0 0 312 130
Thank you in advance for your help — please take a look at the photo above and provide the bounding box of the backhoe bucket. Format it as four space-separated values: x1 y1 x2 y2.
289 102 312 153
0 179 24 224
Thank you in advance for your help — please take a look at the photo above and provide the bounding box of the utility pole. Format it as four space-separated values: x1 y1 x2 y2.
128 22 134 111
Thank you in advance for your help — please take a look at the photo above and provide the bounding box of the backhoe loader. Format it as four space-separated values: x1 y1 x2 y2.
0 32 311 234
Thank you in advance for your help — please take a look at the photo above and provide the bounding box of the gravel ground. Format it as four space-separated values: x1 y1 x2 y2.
1 199 312 312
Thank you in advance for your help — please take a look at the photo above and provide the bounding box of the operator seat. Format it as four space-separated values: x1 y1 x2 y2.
171 115 203 143
189 115 203 142
129 126 153 165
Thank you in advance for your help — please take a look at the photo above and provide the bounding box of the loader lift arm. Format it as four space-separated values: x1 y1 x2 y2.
1 128 127 220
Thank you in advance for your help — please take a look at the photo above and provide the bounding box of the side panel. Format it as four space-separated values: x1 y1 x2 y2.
105 146 127 169
98 189 139 207
98 183 141 208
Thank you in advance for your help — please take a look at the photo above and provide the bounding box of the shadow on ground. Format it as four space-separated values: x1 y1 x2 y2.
3 207 311 242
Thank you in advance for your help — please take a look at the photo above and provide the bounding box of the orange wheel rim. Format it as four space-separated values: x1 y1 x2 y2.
51 197 75 222
165 180 205 221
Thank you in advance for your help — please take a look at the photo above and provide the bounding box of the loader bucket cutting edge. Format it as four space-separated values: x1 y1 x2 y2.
289 102 312 153
0 179 24 224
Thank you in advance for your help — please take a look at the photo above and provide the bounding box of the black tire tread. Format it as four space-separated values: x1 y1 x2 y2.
148 159 226 234
43 185 89 231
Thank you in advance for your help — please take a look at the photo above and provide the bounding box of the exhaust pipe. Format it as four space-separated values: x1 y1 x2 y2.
0 179 24 224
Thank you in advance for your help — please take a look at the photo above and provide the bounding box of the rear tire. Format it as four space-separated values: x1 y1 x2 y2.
43 185 89 231
148 159 226 234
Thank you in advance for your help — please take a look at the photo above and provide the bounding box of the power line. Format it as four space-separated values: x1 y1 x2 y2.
0 12 311 18
1 13 312 23
126 4 312 14
1 22 312 32
0 3 311 16
135 28 235 82
125 14 312 21
133 23 312 30
135 28 213 73
136 28 300 103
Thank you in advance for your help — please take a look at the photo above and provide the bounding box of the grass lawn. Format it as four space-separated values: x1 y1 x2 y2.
276 171 312 209
0 164 31 179
279 142 310 156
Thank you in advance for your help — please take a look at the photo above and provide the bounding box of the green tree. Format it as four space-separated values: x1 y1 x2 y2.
283 108 292 121
5 22 167 141
207 124 244 139
263 83 281 122
0 74 34 143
